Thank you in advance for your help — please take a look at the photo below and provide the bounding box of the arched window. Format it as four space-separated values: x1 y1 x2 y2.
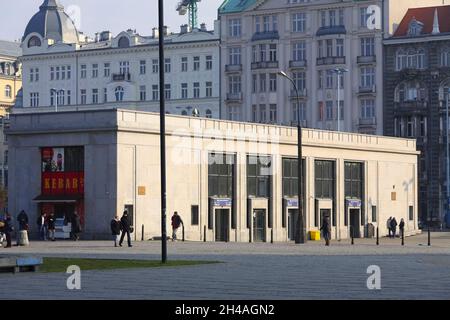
115 86 124 101
395 81 428 103
396 48 426 71
5 85 11 98
441 48 450 67
206 109 212 118
118 36 130 48
28 36 41 48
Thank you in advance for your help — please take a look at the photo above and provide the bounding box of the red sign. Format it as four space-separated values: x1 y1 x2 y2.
42 172 84 195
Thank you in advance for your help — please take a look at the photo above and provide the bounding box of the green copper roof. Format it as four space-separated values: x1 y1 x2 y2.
219 0 257 14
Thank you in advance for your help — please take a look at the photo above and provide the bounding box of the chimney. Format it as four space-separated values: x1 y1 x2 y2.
200 23 207 31
180 24 189 34
100 31 112 41
95 33 100 42
152 27 159 38
163 26 170 36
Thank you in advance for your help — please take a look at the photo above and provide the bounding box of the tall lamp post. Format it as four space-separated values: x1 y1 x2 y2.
278 71 306 244
331 68 348 132
446 88 450 227
50 88 64 112
158 0 167 263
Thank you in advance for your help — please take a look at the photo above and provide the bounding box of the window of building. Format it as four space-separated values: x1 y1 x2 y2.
80 65 87 78
229 76 241 94
247 155 272 198
119 61 130 74
152 85 159 100
193 82 200 98
326 101 333 120
269 44 277 62
229 47 241 65
360 7 371 28
292 12 306 33
360 99 375 119
191 205 199 226
396 49 426 71
269 104 277 123
345 162 364 200
92 64 98 78
227 105 241 121
164 84 171 100
103 88 107 103
115 86 124 102
140 85 146 101
293 72 306 91
181 83 188 99
269 73 277 92
28 36 41 47
181 57 188 72
4 85 11 98
372 206 377 222
164 58 171 73
318 70 323 89
152 59 159 73
259 74 267 92
326 39 333 57
360 67 375 87
229 19 241 38
409 206 414 221
81 89 87 104
361 37 375 56
208 153 235 198
30 92 39 107
259 104 267 123
206 82 213 97
140 60 146 75
104 63 111 77
336 39 344 57
326 70 333 89
206 56 213 70
315 160 335 199
193 56 200 71
92 89 99 104
61 66 66 80
118 36 130 48
292 41 306 61
252 74 258 93
293 102 306 123
67 66 71 79
252 105 258 122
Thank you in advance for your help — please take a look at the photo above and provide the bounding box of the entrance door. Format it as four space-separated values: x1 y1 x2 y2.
349 209 361 238
253 209 266 242
215 209 229 242
288 209 298 241
54 204 75 220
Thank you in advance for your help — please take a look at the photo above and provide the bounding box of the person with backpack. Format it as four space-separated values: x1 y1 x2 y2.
119 211 132 247
110 215 122 247
17 210 29 232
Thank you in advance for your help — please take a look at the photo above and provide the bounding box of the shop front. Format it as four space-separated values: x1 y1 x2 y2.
33 147 85 228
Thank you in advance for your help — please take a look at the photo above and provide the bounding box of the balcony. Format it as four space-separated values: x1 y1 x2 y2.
251 30 280 42
289 89 308 99
289 60 307 69
316 25 347 37
358 85 376 95
112 73 131 81
226 92 243 102
358 117 377 127
225 64 243 73
394 100 428 111
357 55 376 64
316 56 346 66
251 61 279 70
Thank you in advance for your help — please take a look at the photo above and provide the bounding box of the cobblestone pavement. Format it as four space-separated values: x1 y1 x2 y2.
1 233 450 300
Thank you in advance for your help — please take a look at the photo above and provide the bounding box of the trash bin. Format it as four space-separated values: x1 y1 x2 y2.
309 230 321 241
17 230 29 246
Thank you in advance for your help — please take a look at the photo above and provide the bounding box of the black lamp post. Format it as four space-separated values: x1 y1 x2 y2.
278 71 306 244
158 0 167 263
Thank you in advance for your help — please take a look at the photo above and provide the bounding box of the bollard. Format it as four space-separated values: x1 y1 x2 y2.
401 229 405 246
271 229 273 244
203 225 206 242
376 227 379 246
351 226 354 245
182 223 185 242
428 227 431 246
141 225 144 241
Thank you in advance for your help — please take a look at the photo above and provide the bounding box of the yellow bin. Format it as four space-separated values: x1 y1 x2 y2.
309 230 321 241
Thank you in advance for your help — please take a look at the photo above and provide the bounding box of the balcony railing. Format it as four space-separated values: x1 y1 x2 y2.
112 73 131 81
357 55 376 64
225 64 243 73
358 117 377 126
395 100 428 109
289 60 307 69
226 92 243 102
358 85 376 94
316 56 346 66
251 30 280 42
251 61 279 70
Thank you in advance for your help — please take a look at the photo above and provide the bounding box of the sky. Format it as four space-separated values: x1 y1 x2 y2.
0 0 224 42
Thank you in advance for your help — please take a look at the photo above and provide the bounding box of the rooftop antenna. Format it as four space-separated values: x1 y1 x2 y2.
177 0 201 30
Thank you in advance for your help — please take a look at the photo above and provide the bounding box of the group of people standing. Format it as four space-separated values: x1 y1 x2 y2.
36 211 81 241
387 217 405 238
110 211 133 247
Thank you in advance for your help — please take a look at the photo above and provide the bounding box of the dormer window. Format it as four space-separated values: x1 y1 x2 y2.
28 36 41 48
118 36 130 48
408 18 424 36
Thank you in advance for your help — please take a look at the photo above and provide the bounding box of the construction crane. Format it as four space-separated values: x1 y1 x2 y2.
177 0 201 31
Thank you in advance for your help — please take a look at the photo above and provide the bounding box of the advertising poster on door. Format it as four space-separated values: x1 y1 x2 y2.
42 147 65 172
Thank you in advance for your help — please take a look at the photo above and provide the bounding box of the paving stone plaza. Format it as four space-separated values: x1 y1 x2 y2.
1 233 450 299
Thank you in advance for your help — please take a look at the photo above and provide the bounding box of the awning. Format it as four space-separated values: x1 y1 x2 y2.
33 195 83 203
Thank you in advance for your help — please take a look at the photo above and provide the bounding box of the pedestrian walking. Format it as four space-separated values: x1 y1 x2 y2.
110 215 122 247
399 218 405 238
71 212 81 241
37 212 47 241
387 217 392 238
47 213 56 241
119 211 132 247
391 217 398 238
3 213 13 248
171 211 183 241
320 215 331 246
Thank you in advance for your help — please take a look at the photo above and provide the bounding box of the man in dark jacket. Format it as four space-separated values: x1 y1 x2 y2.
391 217 398 238
320 215 331 246
4 213 13 248
47 213 56 241
110 216 122 247
119 211 132 247
71 212 81 241
17 210 29 231
171 212 183 241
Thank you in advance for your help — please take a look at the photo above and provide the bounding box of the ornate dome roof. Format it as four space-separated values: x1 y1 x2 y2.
22 0 79 44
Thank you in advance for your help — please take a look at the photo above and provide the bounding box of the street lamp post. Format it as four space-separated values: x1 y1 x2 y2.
51 88 63 112
331 68 348 132
278 71 306 244
158 0 167 263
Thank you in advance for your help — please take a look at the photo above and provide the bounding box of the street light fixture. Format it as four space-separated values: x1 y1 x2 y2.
277 70 306 244
330 68 348 132
50 88 64 112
